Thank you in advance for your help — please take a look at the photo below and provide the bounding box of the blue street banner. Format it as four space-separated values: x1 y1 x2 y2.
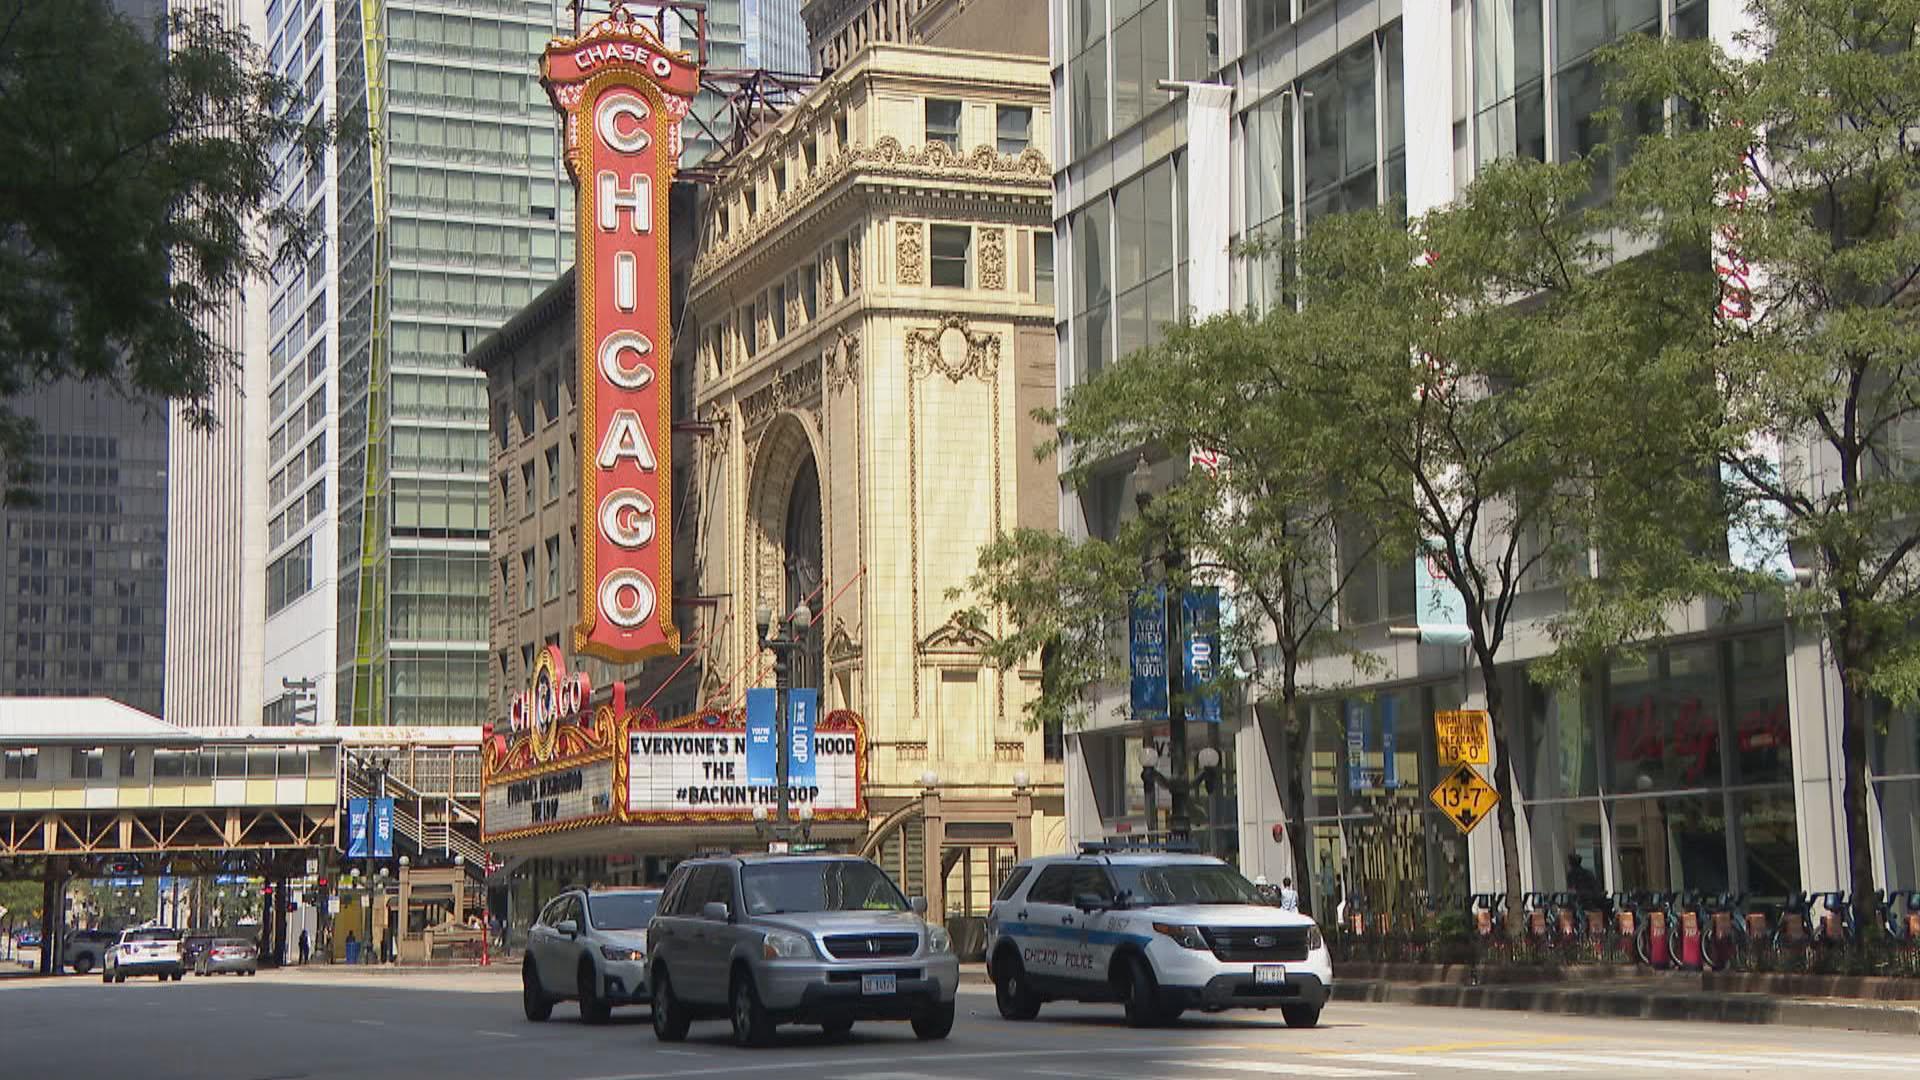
346 796 370 858
1182 587 1223 724
1130 585 1169 721
1345 702 1367 793
788 689 818 786
372 797 394 858
1381 696 1399 789
746 688 777 786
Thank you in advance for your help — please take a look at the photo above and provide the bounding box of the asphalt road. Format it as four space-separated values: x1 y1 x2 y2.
2 967 1915 1080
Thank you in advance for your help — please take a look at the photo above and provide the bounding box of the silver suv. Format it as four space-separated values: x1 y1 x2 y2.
522 887 661 1023
646 854 959 1047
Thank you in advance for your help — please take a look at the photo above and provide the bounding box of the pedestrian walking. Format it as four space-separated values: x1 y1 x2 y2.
1280 877 1300 912
297 929 310 965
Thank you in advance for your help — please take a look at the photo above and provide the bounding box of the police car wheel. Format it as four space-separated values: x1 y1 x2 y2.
1121 956 1171 1028
821 1019 854 1039
1282 1003 1322 1029
993 954 1041 1021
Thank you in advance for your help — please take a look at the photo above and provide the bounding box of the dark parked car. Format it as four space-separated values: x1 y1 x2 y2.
63 928 117 974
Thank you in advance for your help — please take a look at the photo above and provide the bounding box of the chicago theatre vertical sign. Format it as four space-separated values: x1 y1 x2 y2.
542 8 698 662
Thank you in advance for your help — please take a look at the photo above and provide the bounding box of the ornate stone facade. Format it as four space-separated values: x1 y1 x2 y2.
685 44 1062 838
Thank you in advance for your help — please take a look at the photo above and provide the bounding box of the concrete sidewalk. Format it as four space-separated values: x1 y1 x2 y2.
962 961 1920 1035
1332 976 1920 1036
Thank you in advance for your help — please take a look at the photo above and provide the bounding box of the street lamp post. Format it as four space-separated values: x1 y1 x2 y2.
754 600 815 844
1133 455 1195 841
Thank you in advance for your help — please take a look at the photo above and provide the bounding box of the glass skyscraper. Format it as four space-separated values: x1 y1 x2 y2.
260 1 804 728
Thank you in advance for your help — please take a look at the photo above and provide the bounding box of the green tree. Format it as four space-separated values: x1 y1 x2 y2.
1274 172 1716 921
0 879 42 924
0 2 347 497
1587 0 1920 924
963 310 1396 906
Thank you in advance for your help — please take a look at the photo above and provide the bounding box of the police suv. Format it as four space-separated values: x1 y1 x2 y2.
985 844 1330 1028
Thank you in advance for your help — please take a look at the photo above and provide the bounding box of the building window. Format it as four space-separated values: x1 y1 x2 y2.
71 747 103 780
1111 0 1171 133
1035 231 1055 306
834 112 848 149
520 461 535 516
2 748 37 780
773 161 787 195
520 549 534 611
799 265 818 321
1069 197 1113 383
741 304 758 358
929 225 971 287
539 369 560 425
1246 0 1289 44
266 537 313 616
544 536 561 601
771 284 788 338
925 98 962 150
996 106 1031 154
118 747 138 778
544 446 561 503
833 236 852 298
1070 1 1109 156
803 138 818 175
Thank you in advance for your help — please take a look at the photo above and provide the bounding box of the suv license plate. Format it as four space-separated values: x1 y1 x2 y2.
861 973 897 996
1254 965 1286 986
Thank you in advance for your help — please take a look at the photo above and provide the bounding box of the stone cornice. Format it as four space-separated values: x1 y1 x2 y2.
692 137 1051 287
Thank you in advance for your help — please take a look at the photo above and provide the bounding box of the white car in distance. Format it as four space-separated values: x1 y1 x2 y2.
104 926 185 983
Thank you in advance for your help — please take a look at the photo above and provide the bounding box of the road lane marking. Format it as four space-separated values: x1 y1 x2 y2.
352 1018 385 1027
1484 1052 1745 1071
475 1029 520 1038
1334 1053 1566 1073
1174 1058 1410 1077
1318 1037 1580 1056
656 1051 702 1057
568 1044 1255 1080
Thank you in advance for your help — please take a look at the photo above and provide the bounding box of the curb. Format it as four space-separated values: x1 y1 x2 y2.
1333 979 1920 1036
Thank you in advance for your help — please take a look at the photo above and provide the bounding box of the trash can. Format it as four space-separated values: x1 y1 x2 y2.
345 939 361 966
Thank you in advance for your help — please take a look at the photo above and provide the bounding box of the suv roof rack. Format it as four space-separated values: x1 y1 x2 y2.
1077 840 1202 855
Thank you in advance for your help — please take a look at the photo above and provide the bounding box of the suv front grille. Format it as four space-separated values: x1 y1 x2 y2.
821 932 919 959
1202 926 1311 962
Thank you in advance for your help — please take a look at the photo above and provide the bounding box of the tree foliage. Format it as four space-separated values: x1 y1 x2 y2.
1590 0 1920 923
0 2 349 497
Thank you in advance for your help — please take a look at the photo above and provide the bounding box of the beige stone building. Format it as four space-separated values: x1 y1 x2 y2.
684 42 1064 913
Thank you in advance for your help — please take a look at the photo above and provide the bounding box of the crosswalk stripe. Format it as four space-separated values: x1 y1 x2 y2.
1172 1059 1410 1077
1332 1054 1565 1073
1481 1051 1747 1071
1645 1051 1910 1072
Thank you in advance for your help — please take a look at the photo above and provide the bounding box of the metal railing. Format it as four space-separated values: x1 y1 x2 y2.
341 752 487 868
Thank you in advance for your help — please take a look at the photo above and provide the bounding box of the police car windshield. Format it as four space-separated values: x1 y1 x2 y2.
742 860 910 915
589 892 660 930
1110 863 1264 906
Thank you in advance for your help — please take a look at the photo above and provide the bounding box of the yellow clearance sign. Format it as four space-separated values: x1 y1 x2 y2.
1429 762 1500 834
1435 709 1490 766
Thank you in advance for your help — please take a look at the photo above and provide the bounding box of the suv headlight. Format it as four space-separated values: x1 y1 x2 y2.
1305 925 1324 951
1151 923 1209 950
762 930 812 960
599 945 642 961
926 926 953 954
